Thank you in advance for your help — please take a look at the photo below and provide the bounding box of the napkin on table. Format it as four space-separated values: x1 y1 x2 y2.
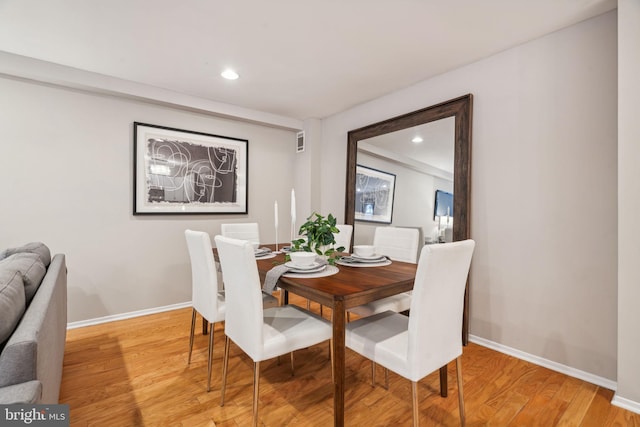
262 259 328 293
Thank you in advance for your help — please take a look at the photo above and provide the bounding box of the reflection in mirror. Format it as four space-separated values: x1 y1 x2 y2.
354 116 455 246
345 94 472 342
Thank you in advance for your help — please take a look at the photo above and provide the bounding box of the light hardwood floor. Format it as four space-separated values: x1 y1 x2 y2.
60 295 640 426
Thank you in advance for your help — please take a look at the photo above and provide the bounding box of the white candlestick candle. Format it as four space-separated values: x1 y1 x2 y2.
291 188 296 241
274 201 279 251
291 189 296 224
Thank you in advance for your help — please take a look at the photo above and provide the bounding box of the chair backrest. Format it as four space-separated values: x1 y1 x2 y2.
334 224 353 252
184 230 221 321
214 235 265 360
373 226 420 263
406 240 475 380
220 223 260 244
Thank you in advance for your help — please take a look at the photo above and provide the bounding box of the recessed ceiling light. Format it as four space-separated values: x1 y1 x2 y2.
221 69 239 80
412 136 423 143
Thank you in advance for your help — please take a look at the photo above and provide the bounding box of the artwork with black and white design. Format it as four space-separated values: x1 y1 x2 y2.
134 123 248 214
355 164 396 224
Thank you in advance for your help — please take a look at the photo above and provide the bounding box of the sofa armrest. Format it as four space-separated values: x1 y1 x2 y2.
0 380 42 404
0 254 67 403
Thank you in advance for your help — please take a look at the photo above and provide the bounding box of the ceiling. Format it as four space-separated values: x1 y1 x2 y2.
0 0 616 121
361 117 455 174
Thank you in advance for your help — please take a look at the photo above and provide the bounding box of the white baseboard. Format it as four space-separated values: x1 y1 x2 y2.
468 334 617 391
611 394 640 415
66 302 191 330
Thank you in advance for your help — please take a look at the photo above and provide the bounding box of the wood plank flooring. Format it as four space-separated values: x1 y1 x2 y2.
60 295 640 426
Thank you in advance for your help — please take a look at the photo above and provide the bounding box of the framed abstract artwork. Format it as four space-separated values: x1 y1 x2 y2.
433 189 453 219
354 164 396 224
133 122 248 215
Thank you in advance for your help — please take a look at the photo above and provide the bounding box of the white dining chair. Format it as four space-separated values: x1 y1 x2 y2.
347 226 420 318
220 222 260 244
184 230 277 392
215 235 332 427
346 240 475 426
373 226 420 263
334 223 353 253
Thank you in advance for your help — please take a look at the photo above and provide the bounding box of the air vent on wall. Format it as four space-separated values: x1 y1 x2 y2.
296 131 305 153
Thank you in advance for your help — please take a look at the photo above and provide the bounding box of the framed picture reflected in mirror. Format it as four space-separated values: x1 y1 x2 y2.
355 164 396 224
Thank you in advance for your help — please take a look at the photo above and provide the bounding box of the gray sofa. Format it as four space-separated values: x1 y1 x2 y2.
0 242 67 404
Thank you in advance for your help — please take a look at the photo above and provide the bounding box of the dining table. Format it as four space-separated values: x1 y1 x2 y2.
215 245 448 426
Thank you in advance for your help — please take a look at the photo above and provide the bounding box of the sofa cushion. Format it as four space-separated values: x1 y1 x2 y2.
0 380 42 404
0 268 26 346
0 253 46 305
0 242 51 268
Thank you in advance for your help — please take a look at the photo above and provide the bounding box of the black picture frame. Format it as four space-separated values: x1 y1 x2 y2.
434 189 453 220
133 122 248 215
354 164 396 224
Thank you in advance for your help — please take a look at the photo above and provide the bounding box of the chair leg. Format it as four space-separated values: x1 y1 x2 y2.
278 290 284 306
412 381 419 427
220 336 230 407
439 365 448 397
206 322 214 392
188 308 196 365
202 316 208 335
328 311 333 361
290 352 295 376
253 361 261 427
320 304 324 317
306 299 311 310
456 357 466 427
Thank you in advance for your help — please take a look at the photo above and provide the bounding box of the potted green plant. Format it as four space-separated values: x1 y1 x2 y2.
290 213 345 265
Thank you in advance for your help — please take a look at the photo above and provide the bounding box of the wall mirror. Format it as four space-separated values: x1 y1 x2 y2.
345 94 473 342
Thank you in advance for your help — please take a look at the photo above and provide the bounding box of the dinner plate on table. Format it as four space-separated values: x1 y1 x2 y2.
285 262 327 274
337 256 391 267
284 261 321 270
255 248 275 259
349 254 388 263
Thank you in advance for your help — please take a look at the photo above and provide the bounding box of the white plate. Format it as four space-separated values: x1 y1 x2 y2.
350 254 387 262
336 259 392 268
351 253 383 260
286 264 327 274
285 261 321 271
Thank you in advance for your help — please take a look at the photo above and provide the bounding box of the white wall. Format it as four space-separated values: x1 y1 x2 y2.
615 0 640 411
321 12 618 380
0 76 296 323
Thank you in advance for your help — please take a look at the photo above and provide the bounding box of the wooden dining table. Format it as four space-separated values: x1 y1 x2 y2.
261 247 422 426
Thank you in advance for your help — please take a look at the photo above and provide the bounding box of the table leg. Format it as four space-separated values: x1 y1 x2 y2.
439 365 448 397
332 299 345 427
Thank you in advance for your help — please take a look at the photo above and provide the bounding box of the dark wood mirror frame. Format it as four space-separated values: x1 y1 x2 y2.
345 93 473 343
